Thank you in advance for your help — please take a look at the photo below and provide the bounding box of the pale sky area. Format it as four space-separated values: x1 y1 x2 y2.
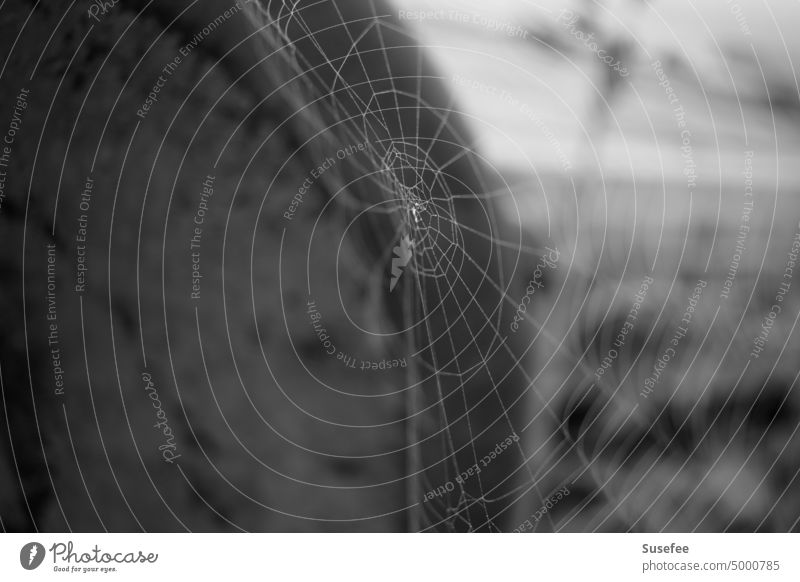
391 0 800 183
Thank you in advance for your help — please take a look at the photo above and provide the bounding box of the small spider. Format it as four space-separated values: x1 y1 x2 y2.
410 199 427 224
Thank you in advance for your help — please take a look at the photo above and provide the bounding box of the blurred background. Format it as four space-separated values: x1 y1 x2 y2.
1 0 799 533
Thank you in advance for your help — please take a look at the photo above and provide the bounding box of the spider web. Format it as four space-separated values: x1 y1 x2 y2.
242 0 587 532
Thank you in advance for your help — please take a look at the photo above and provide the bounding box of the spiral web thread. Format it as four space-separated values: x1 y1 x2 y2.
230 0 580 531
240 0 698 532
245 0 660 532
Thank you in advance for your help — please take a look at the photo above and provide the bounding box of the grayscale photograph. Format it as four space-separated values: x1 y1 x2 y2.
1 0 799 539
